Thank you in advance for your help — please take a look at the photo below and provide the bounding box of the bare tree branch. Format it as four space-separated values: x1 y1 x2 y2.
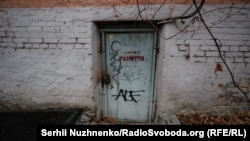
182 3 248 33
152 0 167 19
162 18 195 40
136 0 145 20
206 2 247 26
193 0 250 102
112 5 122 17
134 0 250 103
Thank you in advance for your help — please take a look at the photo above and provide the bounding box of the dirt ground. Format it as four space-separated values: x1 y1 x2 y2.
0 109 83 141
176 110 250 125
1 108 249 141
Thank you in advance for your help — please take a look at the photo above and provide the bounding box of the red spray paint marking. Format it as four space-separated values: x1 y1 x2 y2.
119 56 145 61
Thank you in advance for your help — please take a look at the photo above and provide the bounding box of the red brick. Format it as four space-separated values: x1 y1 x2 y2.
0 0 248 8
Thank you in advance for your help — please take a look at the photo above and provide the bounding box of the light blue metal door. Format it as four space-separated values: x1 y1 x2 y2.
100 28 157 122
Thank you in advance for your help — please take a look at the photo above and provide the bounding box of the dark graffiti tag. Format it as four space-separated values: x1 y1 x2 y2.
112 89 145 103
110 41 123 91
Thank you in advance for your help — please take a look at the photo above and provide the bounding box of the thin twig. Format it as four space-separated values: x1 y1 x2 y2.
136 0 144 20
193 0 250 102
152 0 167 19
163 19 195 40
112 5 122 17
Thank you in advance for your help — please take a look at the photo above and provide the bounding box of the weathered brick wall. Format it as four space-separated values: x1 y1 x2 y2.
0 9 94 110
0 5 168 111
159 4 250 113
0 2 249 114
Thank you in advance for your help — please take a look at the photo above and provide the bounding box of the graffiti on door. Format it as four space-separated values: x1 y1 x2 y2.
119 69 146 83
110 41 123 91
109 40 147 102
112 89 145 103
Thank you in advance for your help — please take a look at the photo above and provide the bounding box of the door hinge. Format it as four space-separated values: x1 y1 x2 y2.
154 47 160 54
102 74 111 85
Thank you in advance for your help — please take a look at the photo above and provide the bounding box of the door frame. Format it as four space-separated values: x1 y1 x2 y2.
98 23 158 122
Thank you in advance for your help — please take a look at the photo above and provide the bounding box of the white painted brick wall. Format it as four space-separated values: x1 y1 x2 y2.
59 38 76 44
48 44 58 48
0 43 7 47
2 38 12 43
27 27 42 32
8 43 16 48
0 4 249 114
0 32 6 37
245 52 250 58
240 46 249 52
13 38 28 43
44 38 59 43
206 51 219 57
24 43 32 48
160 4 250 113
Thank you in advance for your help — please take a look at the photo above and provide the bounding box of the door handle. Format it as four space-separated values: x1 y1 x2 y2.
102 74 111 84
